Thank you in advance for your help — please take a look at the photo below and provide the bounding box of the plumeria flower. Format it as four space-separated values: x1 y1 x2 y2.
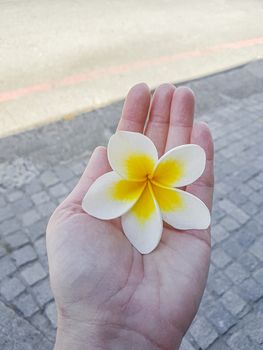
82 131 211 254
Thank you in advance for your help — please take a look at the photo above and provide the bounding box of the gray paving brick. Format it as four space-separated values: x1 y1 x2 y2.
0 196 6 207
222 238 244 259
0 205 13 221
180 338 195 350
12 197 33 214
241 200 259 216
212 224 229 243
190 316 218 349
4 231 29 249
6 190 23 202
239 252 260 272
250 237 263 261
21 262 47 286
0 244 6 258
211 248 232 268
31 311 56 341
37 201 57 218
0 218 20 236
221 290 247 316
227 331 252 350
34 236 47 257
31 191 51 205
12 245 37 267
253 267 263 285
40 170 59 187
245 313 263 345
70 160 86 176
21 209 41 227
238 278 263 302
0 276 25 301
54 165 74 182
0 256 16 279
65 177 78 191
218 199 249 225
49 183 68 198
25 220 47 241
208 271 232 296
12 292 39 317
32 278 53 306
237 220 262 248
45 301 57 328
220 217 240 232
205 303 236 334
24 179 43 195
225 262 249 284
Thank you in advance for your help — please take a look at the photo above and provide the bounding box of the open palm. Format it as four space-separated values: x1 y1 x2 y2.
47 83 214 350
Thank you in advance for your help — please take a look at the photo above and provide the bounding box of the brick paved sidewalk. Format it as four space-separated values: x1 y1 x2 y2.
1 60 263 349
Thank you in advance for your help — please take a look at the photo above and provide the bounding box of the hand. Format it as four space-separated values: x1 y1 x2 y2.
47 83 214 350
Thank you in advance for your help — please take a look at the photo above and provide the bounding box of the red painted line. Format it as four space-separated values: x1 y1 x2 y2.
1 36 263 103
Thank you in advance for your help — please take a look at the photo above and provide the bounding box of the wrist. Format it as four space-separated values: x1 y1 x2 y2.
54 315 182 350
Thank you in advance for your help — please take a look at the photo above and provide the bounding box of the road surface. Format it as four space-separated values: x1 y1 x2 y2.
1 0 263 137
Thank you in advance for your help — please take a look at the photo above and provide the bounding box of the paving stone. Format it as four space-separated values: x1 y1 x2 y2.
6 190 23 202
220 217 240 232
0 218 20 236
0 196 6 207
207 271 232 296
4 231 29 249
190 316 218 349
12 245 37 267
12 292 39 317
31 191 51 205
212 224 229 243
25 220 47 242
0 256 16 279
253 267 263 285
45 301 57 328
245 313 263 344
205 303 237 335
65 177 78 191
180 338 196 350
221 290 247 316
34 236 47 257
211 248 232 268
37 202 57 218
0 300 52 349
239 252 260 272
40 170 59 187
21 262 47 286
208 338 231 350
227 331 252 350
11 197 33 214
54 165 74 182
0 244 7 258
32 278 53 306
0 276 25 301
31 311 56 342
49 183 68 198
0 205 13 221
24 179 43 195
250 237 263 261
218 199 249 225
70 160 86 176
241 200 259 216
225 262 249 284
21 208 41 228
237 220 261 248
222 238 244 259
238 278 263 302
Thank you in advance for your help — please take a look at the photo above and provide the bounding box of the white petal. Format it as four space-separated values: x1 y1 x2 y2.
121 184 163 254
152 184 210 230
82 171 145 220
153 144 206 187
108 131 158 180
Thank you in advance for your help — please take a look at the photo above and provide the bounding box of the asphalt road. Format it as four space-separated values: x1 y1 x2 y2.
1 0 263 137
